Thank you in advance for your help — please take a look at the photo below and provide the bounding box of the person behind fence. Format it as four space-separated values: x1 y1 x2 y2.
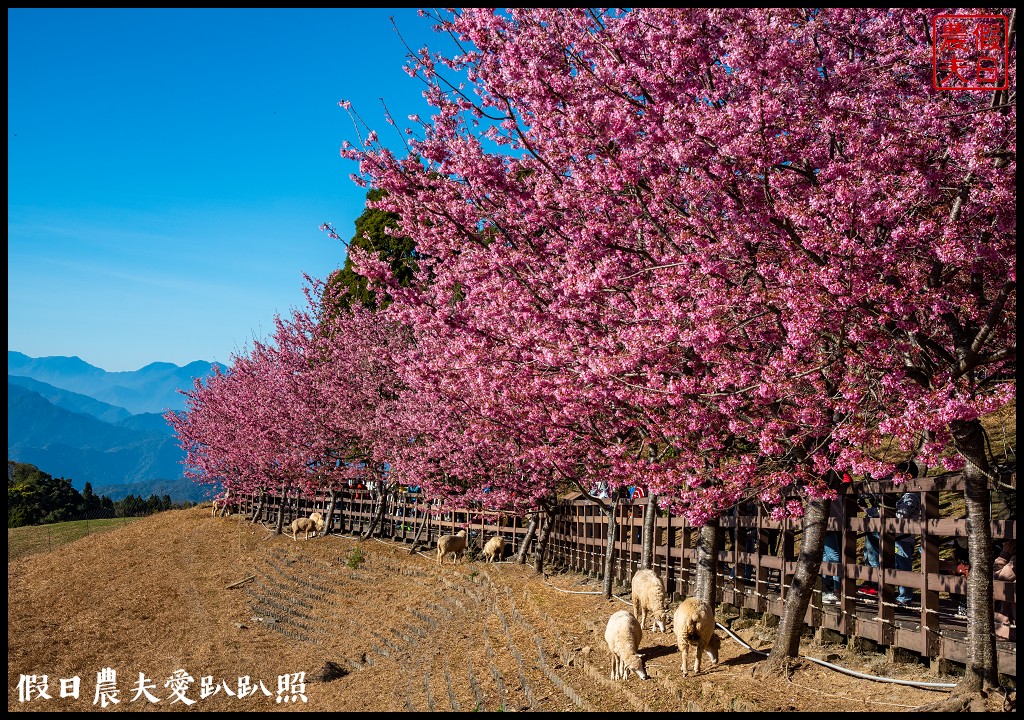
949 533 970 618
719 501 760 583
993 539 1016 641
736 502 781 585
737 500 759 583
857 461 920 608
820 472 853 604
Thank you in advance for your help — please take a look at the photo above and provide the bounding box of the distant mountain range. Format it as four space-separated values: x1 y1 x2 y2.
7 351 227 502
8 351 222 415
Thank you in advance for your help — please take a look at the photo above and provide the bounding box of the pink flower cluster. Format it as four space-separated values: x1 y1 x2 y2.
171 9 1015 524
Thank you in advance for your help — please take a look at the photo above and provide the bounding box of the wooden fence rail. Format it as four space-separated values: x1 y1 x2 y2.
240 471 1015 676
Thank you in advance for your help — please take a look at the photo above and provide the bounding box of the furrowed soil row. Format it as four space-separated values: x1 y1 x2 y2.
236 528 947 713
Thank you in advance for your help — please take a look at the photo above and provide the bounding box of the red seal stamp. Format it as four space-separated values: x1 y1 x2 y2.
932 14 1009 91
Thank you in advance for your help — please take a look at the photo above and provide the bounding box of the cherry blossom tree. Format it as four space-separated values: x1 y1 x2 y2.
341 7 1014 686
169 277 411 536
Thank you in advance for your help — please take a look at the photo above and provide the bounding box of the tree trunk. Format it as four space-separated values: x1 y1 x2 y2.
951 419 999 692
640 494 657 570
409 498 429 554
250 491 266 524
517 512 539 564
602 498 619 599
534 505 556 575
322 490 338 537
216 488 231 517
360 484 390 540
693 517 721 606
759 494 829 675
274 486 289 536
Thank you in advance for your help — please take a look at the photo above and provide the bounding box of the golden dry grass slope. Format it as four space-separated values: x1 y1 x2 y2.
7 506 989 712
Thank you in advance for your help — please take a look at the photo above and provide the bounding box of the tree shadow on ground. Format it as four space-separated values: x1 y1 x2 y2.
720 650 764 667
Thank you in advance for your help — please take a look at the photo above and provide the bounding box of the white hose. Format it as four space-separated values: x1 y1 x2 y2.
715 622 955 690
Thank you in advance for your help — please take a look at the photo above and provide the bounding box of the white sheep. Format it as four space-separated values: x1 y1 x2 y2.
673 597 721 676
290 511 325 541
605 609 649 681
631 568 668 632
211 489 232 517
482 535 506 563
436 529 468 565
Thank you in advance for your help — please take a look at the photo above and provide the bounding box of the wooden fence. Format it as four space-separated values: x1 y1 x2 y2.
239 470 1016 676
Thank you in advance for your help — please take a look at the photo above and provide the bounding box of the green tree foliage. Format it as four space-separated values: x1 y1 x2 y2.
7 461 88 527
82 481 101 512
7 461 191 527
117 494 147 517
324 188 417 312
113 493 190 517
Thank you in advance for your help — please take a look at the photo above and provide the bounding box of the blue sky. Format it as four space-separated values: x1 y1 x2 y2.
8 8 448 372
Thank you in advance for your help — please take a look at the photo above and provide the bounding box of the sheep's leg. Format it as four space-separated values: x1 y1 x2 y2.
680 645 689 675
693 642 702 675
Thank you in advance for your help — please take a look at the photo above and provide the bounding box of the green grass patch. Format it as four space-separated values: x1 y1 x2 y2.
7 517 142 563
346 546 366 569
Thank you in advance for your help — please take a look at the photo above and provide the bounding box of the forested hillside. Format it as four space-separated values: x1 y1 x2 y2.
7 460 193 528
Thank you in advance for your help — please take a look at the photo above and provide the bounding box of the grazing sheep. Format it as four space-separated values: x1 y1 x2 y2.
605 609 649 681
211 489 232 517
673 597 721 676
631 568 668 632
437 529 468 565
482 535 506 563
290 511 325 541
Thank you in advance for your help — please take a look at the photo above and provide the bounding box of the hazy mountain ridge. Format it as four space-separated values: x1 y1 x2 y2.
7 351 224 503
8 351 224 414
7 374 133 423
8 383 186 489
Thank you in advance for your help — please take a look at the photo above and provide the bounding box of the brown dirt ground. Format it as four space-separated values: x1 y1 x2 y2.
7 506 1012 712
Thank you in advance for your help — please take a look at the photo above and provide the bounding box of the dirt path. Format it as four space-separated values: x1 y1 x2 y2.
8 507 988 712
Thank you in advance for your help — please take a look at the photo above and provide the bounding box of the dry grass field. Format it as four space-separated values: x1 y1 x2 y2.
8 517 142 563
10 505 1008 712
